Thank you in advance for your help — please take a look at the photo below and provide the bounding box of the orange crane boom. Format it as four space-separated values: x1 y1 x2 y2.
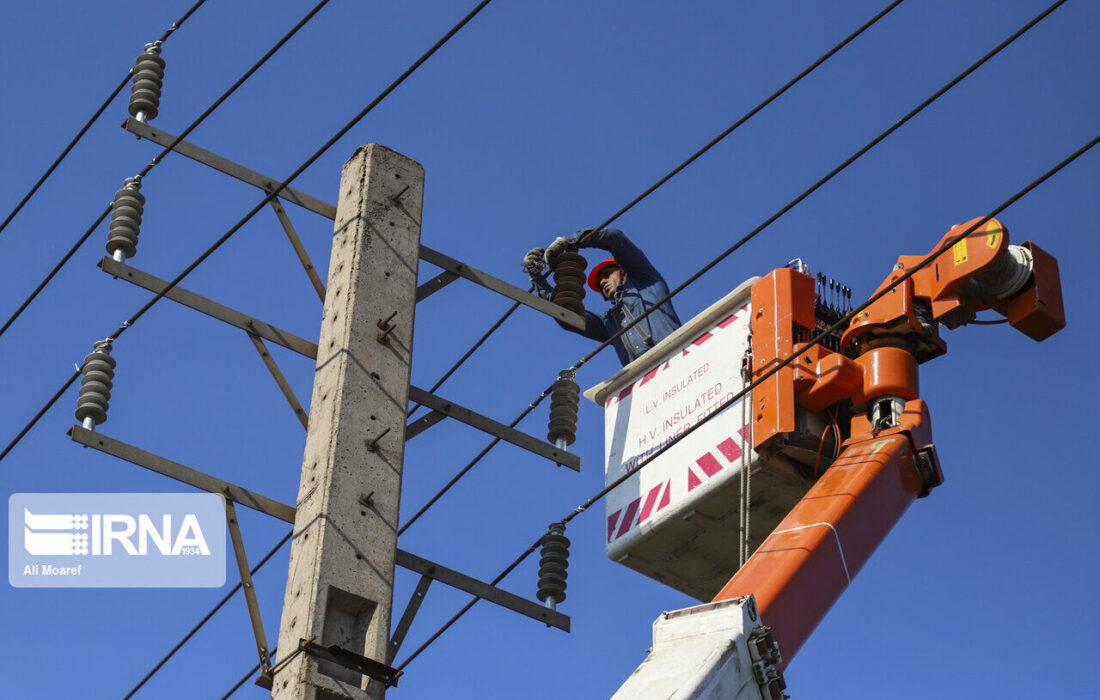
713 217 1064 668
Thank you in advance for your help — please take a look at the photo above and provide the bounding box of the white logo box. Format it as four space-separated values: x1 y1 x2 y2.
585 278 812 601
9 493 226 588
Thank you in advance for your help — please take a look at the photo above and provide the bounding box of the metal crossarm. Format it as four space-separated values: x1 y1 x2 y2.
407 386 580 470
123 117 337 219
67 426 571 639
100 257 318 359
415 270 459 301
69 425 297 522
418 245 586 329
395 549 570 631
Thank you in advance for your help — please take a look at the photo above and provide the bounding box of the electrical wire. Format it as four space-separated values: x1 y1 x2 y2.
406 299 523 421
395 20 1093 676
8 4 499 695
575 0 906 247
564 0 1069 376
391 0 1068 535
0 0 211 240
122 531 292 699
0 0 334 340
221 652 273 699
0 0 340 460
396 0 909 530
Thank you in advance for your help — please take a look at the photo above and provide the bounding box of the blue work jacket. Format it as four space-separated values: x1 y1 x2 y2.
534 229 682 365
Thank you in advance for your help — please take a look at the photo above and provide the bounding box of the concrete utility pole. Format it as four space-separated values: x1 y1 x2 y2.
273 144 424 700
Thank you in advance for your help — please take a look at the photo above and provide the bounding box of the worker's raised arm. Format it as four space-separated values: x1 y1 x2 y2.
524 246 610 342
564 228 663 285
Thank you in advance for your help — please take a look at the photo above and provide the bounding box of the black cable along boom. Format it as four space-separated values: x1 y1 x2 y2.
390 0 1077 670
0 0 334 340
0 0 211 239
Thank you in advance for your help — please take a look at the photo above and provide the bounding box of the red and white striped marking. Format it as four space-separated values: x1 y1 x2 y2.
608 426 749 542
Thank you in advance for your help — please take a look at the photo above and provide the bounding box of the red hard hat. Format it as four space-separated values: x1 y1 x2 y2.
588 257 620 292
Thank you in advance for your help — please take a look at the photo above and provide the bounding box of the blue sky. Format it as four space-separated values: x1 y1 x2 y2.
1 1 1097 697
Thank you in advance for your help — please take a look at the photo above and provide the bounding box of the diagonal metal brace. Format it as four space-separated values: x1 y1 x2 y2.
395 550 569 632
225 498 273 675
415 270 459 302
388 574 432 664
418 245 586 330
246 333 309 430
406 386 580 470
123 117 337 219
298 640 400 688
100 257 318 359
268 198 326 302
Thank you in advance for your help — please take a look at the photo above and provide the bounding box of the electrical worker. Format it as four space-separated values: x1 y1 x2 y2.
524 228 682 366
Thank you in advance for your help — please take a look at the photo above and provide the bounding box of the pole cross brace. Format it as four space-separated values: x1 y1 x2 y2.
122 118 586 329
298 639 400 688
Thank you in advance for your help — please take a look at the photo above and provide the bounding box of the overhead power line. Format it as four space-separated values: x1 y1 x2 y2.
391 0 1077 667
395 0 909 533
397 125 1100 673
579 0 906 243
0 0 211 239
0 0 334 340
397 0 1066 539
9 3 500 695
0 0 342 461
567 0 1069 373
122 531 292 699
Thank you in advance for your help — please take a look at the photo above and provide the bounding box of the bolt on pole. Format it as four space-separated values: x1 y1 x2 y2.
272 144 424 700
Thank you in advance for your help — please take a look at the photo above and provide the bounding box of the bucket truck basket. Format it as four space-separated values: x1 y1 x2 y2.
585 278 814 601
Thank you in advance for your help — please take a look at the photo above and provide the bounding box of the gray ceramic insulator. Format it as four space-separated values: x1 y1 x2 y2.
75 341 116 428
537 522 570 608
106 178 144 260
547 371 580 448
129 43 165 121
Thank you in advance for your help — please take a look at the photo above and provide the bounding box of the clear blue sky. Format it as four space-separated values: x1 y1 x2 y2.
1 1 1097 697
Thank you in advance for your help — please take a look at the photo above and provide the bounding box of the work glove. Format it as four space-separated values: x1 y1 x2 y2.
544 237 570 266
523 247 546 277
